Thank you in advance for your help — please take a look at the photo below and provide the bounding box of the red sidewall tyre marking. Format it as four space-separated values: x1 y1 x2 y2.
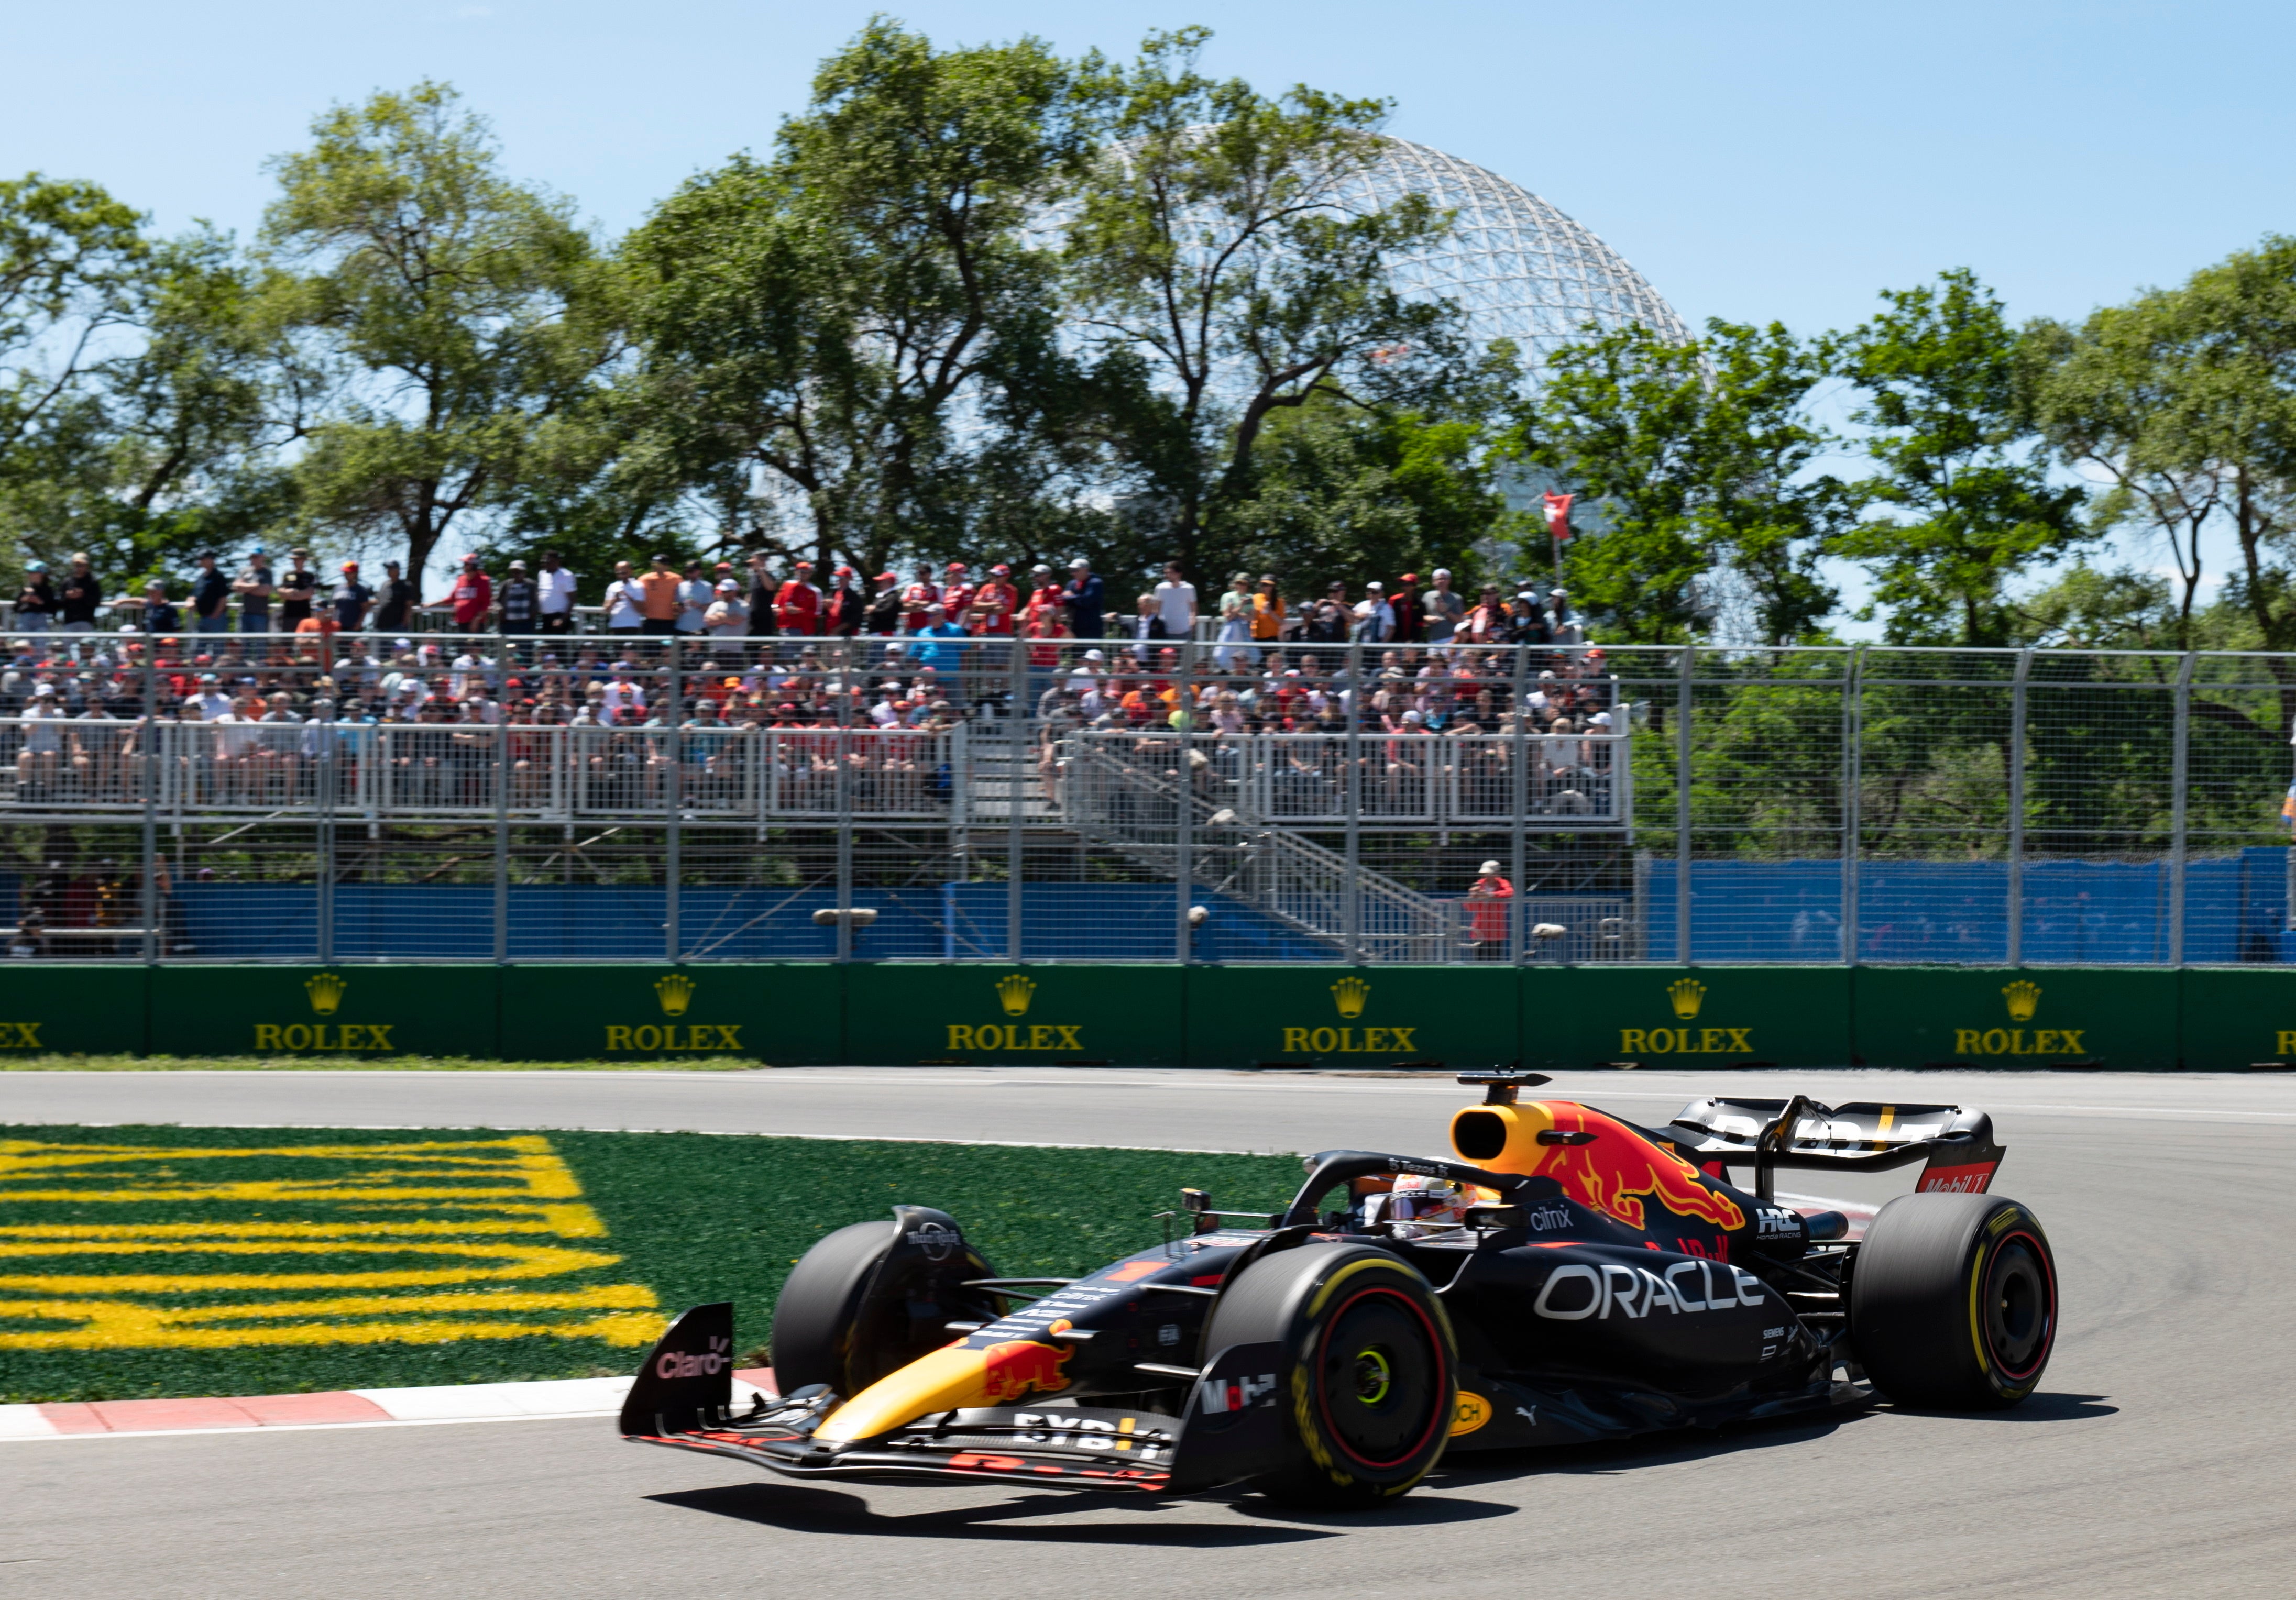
1312 1284 1448 1470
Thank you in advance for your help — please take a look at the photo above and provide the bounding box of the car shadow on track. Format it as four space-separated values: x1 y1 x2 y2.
651 1483 1328 1544
1884 1390 2116 1424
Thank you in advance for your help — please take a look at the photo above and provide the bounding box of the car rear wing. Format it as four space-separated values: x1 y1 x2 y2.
1666 1096 2004 1201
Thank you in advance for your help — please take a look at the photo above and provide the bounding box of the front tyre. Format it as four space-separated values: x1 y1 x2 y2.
1203 1243 1456 1509
1849 1193 2058 1409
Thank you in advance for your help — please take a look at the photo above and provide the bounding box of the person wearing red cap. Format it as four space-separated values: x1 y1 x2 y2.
864 571 902 635
967 564 1019 636
333 562 372 631
823 566 863 636
775 560 822 635
1391 573 1422 643
900 566 938 633
940 562 974 625
437 553 492 631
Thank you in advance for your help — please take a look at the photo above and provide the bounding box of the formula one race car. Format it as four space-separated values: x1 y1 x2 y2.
620 1074 2057 1508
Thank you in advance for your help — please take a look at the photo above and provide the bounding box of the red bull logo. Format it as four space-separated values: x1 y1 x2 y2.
1529 1104 1746 1232
977 1338 1073 1404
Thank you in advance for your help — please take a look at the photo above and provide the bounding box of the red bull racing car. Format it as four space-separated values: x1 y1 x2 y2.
620 1074 2057 1508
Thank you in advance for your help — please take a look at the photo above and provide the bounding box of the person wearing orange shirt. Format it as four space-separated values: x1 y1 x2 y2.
636 554 683 637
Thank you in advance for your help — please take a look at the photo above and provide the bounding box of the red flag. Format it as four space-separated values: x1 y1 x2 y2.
1543 491 1574 544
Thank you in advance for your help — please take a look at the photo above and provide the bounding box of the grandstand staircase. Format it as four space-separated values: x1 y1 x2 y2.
1054 736 1460 962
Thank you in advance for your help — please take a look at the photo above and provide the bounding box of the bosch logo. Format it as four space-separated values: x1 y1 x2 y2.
906 1222 961 1260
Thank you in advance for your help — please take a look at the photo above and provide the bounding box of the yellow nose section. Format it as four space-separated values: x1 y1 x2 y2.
812 1332 1076 1443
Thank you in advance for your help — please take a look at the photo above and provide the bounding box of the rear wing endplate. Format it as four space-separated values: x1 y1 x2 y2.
1667 1097 2004 1201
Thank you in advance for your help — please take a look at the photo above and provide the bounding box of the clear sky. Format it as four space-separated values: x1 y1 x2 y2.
9 1 2289 615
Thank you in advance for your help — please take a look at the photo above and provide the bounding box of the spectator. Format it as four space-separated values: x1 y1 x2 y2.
1064 558 1104 639
1390 573 1421 643
823 567 864 635
234 547 274 634
136 580 180 635
1467 859 1513 957
668 560 708 637
968 565 1020 636
744 553 781 637
58 553 102 634
1128 591 1158 646
372 560 413 633
1423 568 1464 647
1152 562 1196 639
775 560 822 635
900 565 939 632
863 570 903 635
1352 581 1393 643
191 554 232 634
1215 572 1254 668
637 553 681 636
14 561 56 635
941 563 975 624
705 579 749 647
536 550 577 635
498 559 538 635
1250 574 1285 646
440 553 492 631
1303 582 1348 643
602 559 643 636
333 563 372 631
276 549 317 632
910 605 971 670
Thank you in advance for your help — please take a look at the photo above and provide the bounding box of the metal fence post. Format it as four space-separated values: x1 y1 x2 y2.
2007 648 2031 968
836 637 855 964
664 643 682 962
1345 641 1364 963
1675 645 1694 966
1008 637 1025 963
2170 651 2194 967
316 702 335 967
141 652 159 967
1510 643 1529 966
492 715 509 965
1175 633 1194 963
1842 645 1862 965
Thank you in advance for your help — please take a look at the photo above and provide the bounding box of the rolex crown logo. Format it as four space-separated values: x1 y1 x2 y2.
996 974 1036 1017
1331 976 1370 1020
655 974 696 1018
2002 980 2041 1023
304 972 347 1017
1667 978 1706 1020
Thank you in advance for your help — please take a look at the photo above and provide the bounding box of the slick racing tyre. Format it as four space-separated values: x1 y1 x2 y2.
771 1213 998 1399
1849 1192 2057 1409
1204 1243 1456 1509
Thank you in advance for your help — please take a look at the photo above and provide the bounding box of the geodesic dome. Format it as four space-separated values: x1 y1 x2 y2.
1344 136 1689 378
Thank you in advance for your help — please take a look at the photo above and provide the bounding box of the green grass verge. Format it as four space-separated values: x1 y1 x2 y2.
0 1056 761 1072
0 1122 1301 1404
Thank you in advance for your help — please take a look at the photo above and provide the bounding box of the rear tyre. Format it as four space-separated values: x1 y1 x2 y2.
1849 1192 2057 1409
1203 1243 1456 1509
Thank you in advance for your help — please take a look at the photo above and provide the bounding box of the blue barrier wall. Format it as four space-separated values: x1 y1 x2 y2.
26 847 2295 963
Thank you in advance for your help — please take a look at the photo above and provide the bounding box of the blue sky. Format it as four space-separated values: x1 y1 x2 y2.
9 1 2289 617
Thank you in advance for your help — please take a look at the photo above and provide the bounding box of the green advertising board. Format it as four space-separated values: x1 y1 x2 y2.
1184 965 1518 1069
148 963 498 1058
843 963 1184 1066
1850 966 2179 1071
0 964 147 1056
496 964 838 1065
1525 965 1853 1070
2166 968 2294 1070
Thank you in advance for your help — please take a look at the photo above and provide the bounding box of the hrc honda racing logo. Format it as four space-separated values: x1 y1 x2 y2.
1533 1260 1768 1320
656 1333 732 1380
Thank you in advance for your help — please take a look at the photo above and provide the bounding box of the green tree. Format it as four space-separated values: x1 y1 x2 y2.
261 82 612 580
616 21 1101 580
1221 398 1499 590
1831 269 2086 645
1520 319 1846 644
1063 27 1474 580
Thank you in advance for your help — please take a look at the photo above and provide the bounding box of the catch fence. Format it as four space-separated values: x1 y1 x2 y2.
2 633 2290 965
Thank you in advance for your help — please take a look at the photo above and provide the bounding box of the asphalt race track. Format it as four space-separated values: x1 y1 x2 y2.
8 1065 2296 1599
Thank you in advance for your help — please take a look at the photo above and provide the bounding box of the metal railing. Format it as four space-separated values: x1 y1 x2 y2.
2 633 2291 965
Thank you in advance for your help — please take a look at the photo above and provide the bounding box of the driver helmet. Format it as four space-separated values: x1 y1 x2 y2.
1387 1174 1471 1233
